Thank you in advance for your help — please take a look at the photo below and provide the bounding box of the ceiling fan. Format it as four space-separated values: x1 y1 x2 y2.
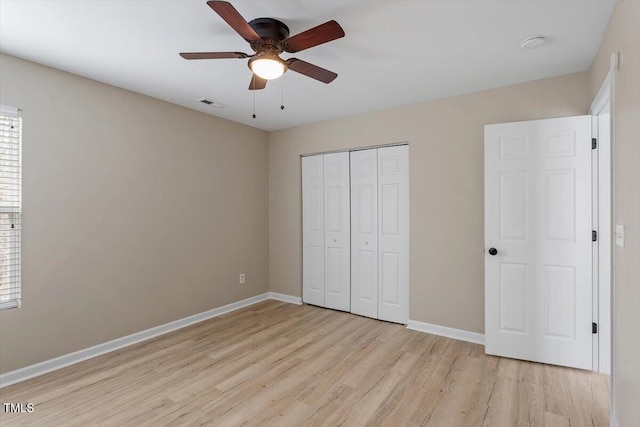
180 1 345 90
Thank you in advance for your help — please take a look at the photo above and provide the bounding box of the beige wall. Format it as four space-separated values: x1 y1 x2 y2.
269 72 590 333
589 1 640 425
0 54 270 373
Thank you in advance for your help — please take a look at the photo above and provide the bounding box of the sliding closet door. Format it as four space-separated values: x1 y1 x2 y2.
324 152 351 311
350 149 378 318
378 146 410 324
302 155 325 307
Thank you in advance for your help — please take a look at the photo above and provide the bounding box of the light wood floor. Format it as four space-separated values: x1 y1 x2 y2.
0 300 609 426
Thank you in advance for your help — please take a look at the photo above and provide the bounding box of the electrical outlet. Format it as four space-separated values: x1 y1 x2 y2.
239 273 245 284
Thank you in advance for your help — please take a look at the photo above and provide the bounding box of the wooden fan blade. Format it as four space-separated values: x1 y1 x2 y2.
284 20 345 53
287 59 337 84
180 52 249 60
249 74 267 90
207 1 260 42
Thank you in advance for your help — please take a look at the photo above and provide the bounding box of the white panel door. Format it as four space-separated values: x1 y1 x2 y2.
350 149 378 318
302 155 324 307
324 152 351 311
378 146 409 324
485 116 593 370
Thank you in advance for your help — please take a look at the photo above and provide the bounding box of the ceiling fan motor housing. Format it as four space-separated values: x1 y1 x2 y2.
248 18 290 52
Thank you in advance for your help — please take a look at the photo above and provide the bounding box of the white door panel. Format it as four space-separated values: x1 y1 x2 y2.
378 146 409 324
350 149 378 318
485 116 593 370
302 155 325 307
324 152 350 311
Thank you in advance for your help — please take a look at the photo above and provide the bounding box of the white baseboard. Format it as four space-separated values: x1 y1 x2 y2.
269 292 302 305
0 292 300 388
407 319 485 345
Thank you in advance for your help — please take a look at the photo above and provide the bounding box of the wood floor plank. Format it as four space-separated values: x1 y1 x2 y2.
0 300 609 426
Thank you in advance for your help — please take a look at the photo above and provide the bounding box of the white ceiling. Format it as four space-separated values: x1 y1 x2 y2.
0 0 616 131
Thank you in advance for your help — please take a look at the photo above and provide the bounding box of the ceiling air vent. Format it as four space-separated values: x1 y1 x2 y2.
197 98 227 108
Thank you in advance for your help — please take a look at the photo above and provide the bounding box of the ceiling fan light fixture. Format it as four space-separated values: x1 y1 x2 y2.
249 55 287 80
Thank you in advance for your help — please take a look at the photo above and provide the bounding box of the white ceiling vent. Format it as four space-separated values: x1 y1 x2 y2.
520 36 546 50
197 98 227 109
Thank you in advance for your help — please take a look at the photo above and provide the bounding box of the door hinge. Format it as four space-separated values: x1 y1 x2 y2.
592 230 598 242
592 138 597 149
592 322 598 334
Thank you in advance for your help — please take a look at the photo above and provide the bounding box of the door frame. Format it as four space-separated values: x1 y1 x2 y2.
300 142 410 158
589 70 613 375
589 70 615 427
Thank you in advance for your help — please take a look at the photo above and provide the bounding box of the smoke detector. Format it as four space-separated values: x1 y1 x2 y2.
197 98 227 109
520 35 546 50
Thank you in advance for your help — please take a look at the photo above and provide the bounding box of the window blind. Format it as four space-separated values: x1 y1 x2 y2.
0 106 21 310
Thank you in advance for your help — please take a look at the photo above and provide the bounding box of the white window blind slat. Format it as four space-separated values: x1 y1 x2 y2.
0 106 21 310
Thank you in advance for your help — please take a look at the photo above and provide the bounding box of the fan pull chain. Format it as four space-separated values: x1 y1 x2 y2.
252 82 256 119
281 75 285 110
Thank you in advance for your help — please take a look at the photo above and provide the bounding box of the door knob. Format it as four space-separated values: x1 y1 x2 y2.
488 248 498 256
364 241 369 245
333 238 337 243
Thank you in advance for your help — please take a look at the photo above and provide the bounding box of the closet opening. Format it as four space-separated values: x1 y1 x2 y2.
301 143 409 324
